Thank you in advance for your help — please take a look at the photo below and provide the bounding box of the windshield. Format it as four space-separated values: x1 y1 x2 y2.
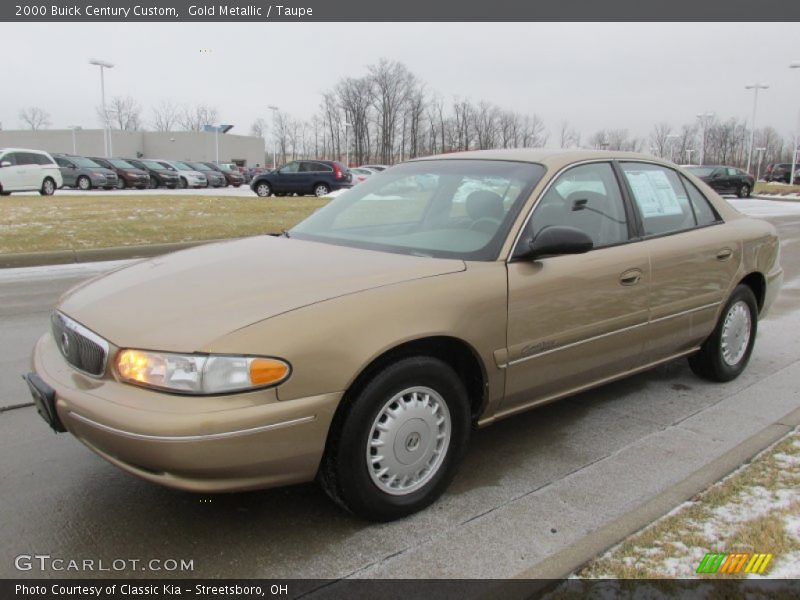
190 163 213 171
109 159 135 169
291 159 545 261
172 161 193 170
685 166 713 177
73 157 101 168
141 160 166 170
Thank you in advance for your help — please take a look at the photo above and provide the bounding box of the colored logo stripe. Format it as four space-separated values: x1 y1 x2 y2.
697 552 773 574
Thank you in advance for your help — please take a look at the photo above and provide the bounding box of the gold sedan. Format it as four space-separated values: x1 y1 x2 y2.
26 149 782 520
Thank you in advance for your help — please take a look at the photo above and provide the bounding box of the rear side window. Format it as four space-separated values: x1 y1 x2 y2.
55 157 71 167
620 163 697 237
681 176 720 226
37 153 55 165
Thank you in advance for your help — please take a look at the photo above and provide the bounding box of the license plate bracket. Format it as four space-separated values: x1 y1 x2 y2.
23 373 66 433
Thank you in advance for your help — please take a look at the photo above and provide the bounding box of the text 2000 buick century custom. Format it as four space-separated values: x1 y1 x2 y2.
26 149 782 521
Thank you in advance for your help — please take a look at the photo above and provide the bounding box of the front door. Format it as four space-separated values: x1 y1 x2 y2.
501 161 650 416
274 161 302 193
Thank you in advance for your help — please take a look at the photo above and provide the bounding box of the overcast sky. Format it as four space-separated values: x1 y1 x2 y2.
3 22 800 140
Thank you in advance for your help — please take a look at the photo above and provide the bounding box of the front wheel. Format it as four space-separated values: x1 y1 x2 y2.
179 177 188 189
313 183 330 197
318 356 470 521
689 285 758 382
149 177 159 189
77 176 91 191
737 183 751 198
254 182 272 197
116 178 126 190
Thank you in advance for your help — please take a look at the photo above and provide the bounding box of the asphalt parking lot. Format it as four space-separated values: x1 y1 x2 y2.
1 198 799 582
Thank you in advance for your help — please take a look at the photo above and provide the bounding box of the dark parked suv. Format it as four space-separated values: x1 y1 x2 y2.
125 158 181 189
90 157 150 189
201 162 244 187
684 165 754 198
765 163 799 184
251 160 352 197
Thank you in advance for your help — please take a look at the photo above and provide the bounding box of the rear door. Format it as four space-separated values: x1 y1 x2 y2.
618 161 739 362
55 157 75 186
18 152 42 189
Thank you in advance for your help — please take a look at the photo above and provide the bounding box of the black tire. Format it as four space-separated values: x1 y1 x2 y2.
737 183 751 198
39 178 56 196
116 178 126 190
166 185 177 190
77 176 92 191
149 177 159 189
688 284 758 383
318 356 470 521
254 181 272 197
313 183 330 197
179 177 188 189
0 190 10 196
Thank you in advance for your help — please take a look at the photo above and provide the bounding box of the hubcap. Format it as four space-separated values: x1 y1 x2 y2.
315 186 328 197
44 181 54 194
79 179 89 190
721 300 752 366
366 386 451 496
258 184 270 196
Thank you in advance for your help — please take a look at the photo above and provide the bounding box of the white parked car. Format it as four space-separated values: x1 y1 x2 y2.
349 167 375 184
155 160 208 189
0 148 62 196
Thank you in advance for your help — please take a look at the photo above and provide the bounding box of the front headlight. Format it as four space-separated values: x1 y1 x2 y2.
116 349 290 394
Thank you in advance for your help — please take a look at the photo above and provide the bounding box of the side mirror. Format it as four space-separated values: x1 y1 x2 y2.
517 225 593 260
0 161 11 168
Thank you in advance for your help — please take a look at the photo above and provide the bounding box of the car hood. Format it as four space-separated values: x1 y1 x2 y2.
92 168 117 177
180 170 206 178
58 236 465 352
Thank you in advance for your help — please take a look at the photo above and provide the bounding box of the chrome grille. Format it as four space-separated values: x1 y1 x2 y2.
51 312 109 377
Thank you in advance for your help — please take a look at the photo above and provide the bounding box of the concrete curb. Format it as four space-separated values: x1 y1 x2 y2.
0 238 241 269
498 404 800 593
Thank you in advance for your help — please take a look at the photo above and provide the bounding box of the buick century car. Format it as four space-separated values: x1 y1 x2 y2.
26 149 782 521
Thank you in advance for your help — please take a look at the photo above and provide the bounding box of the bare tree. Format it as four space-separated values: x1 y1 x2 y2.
370 59 414 164
558 121 579 148
650 122 673 158
151 100 180 132
178 104 219 132
96 96 142 131
19 106 51 130
250 118 268 138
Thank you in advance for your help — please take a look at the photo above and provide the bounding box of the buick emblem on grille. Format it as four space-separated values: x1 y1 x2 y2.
60 331 70 355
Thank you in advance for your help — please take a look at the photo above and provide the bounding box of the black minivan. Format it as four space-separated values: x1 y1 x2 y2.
125 158 181 189
251 160 352 197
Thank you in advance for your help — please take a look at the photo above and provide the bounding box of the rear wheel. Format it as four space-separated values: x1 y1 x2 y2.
254 182 272 197
314 183 330 197
737 183 751 198
689 285 758 382
318 356 470 521
40 178 56 196
77 176 91 191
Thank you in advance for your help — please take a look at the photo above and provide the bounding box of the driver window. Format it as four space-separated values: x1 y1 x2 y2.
530 162 628 248
280 162 300 174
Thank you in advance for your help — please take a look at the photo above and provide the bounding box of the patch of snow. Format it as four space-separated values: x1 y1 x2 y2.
761 550 800 579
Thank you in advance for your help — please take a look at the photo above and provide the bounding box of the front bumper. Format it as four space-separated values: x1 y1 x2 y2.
30 333 341 492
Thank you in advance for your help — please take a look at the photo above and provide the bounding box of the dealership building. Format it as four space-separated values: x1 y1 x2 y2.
0 129 266 166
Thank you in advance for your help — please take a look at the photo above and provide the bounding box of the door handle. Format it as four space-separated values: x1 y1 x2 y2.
716 248 733 261
619 268 642 286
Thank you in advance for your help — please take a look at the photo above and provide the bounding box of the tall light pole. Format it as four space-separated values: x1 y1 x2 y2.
744 83 769 174
790 63 800 186
344 121 352 167
89 59 114 157
696 112 714 166
755 147 766 181
67 125 81 154
268 105 278 169
666 133 680 161
685 148 696 165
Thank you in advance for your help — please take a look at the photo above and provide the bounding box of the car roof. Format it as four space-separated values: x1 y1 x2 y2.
413 148 686 171
1 147 50 153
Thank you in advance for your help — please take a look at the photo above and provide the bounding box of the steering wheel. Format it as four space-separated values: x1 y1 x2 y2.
469 217 501 233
